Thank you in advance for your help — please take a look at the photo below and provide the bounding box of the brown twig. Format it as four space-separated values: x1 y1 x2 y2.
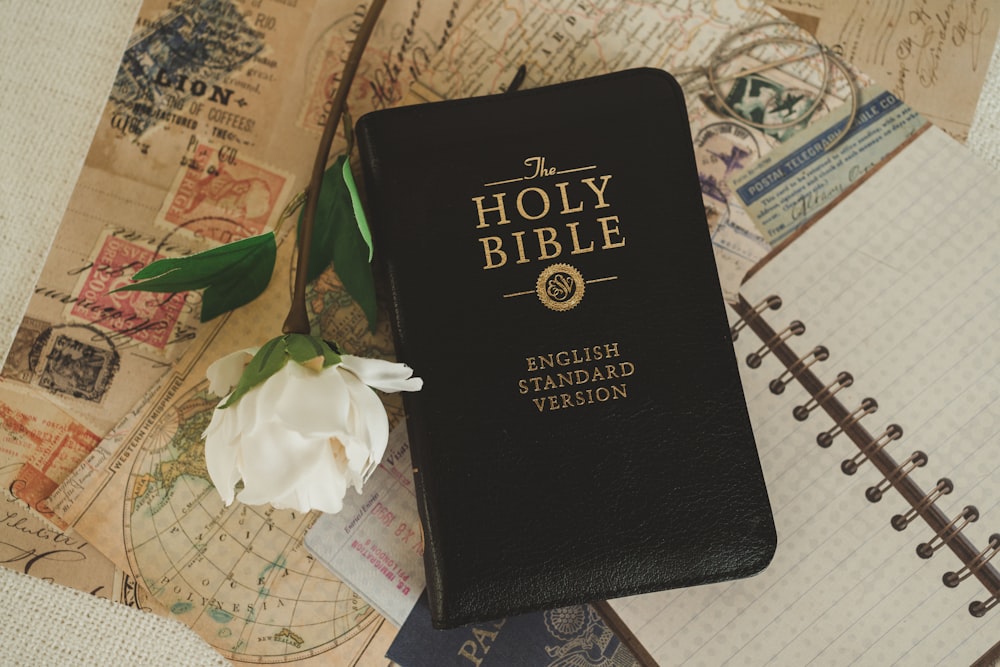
283 0 387 335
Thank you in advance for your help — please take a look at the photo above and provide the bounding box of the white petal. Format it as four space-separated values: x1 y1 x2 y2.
206 347 258 396
262 440 351 514
339 355 423 393
203 408 242 505
206 353 406 514
340 370 390 476
236 363 287 436
269 362 351 436
235 421 328 507
203 400 240 446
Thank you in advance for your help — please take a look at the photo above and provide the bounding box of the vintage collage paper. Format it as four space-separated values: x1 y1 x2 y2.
12 0 996 664
2 0 473 662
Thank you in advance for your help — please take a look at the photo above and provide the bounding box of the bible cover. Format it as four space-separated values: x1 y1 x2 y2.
356 68 776 629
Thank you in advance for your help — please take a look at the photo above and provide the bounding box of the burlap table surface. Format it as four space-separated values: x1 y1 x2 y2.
1 2 999 665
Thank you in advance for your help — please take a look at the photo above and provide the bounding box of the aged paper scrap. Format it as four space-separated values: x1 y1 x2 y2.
0 460 125 604
768 0 1000 141
730 84 927 243
0 380 148 602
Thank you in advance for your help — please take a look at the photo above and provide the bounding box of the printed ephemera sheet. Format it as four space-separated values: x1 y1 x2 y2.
4 0 471 661
767 0 1000 141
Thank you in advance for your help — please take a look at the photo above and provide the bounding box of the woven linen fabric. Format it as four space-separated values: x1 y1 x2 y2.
0 569 227 667
0 0 229 665
0 0 139 366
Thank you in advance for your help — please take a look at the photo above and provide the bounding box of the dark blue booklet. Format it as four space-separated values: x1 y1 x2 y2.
386 593 646 666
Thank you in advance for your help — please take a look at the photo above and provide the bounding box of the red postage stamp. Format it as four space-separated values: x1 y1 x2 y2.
0 392 101 527
161 142 293 241
69 233 188 351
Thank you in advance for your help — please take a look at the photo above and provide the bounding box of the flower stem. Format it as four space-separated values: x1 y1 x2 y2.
283 0 387 335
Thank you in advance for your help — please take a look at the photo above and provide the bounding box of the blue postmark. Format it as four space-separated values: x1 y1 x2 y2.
111 0 264 136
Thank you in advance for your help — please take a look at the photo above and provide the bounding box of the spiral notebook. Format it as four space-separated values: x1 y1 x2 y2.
608 125 1000 665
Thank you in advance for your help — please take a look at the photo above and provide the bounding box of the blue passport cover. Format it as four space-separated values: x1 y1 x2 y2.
386 593 640 667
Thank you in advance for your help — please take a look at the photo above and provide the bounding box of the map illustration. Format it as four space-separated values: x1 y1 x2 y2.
124 383 378 662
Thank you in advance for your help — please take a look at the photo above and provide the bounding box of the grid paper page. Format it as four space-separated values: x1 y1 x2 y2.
610 127 1000 666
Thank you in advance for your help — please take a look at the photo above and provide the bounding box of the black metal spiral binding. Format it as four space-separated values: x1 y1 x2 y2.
841 424 903 475
916 506 979 558
730 295 781 341
891 478 953 530
970 594 999 618
747 320 804 369
792 371 852 421
816 397 877 448
770 345 829 394
733 292 1000 618
945 534 1000 588
948 534 1000 618
865 451 927 502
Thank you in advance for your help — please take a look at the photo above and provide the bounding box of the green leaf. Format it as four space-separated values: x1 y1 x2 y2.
299 160 345 285
219 334 342 409
342 156 373 261
299 155 377 332
114 233 277 322
199 241 276 321
120 234 273 288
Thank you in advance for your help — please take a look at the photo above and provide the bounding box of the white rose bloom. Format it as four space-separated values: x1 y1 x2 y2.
203 344 422 514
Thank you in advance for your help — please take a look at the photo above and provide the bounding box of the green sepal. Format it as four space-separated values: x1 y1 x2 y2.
113 232 277 322
220 334 342 409
220 336 285 409
298 155 377 331
283 333 341 368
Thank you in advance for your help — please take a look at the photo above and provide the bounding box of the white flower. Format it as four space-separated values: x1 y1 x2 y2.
202 337 422 514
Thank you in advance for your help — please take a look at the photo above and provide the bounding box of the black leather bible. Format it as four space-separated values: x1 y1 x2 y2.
356 68 776 629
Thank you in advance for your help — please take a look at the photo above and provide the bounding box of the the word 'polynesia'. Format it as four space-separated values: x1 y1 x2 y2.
518 342 634 412
472 172 625 270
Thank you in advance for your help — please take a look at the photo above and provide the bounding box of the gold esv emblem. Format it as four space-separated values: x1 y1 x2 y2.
536 263 585 311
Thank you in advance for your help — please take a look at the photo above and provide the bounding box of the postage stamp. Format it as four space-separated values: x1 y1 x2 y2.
110 0 264 137
33 331 121 403
11 463 62 527
299 0 457 132
694 121 761 234
300 8 385 132
159 142 294 242
0 388 102 526
3 319 122 403
720 73 818 141
2 316 50 384
711 53 847 144
68 231 189 352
